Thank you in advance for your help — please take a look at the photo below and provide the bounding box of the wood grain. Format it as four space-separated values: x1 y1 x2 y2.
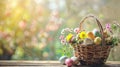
0 61 120 67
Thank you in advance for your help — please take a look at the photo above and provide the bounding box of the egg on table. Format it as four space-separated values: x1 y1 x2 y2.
71 56 80 65
59 56 68 65
94 37 102 45
65 58 73 67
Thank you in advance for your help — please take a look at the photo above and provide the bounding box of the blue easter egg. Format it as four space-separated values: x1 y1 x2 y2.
59 56 68 65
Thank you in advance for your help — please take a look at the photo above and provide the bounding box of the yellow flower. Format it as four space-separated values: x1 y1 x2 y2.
79 31 87 39
66 33 73 42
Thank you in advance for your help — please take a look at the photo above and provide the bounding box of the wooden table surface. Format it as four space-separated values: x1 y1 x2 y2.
0 61 120 67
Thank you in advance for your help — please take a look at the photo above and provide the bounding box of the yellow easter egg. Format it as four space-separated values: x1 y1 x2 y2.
87 32 95 40
94 37 102 45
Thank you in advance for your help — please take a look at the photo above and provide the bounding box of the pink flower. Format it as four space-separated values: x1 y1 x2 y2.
59 35 64 40
61 39 66 44
106 23 113 34
106 24 111 30
74 28 80 34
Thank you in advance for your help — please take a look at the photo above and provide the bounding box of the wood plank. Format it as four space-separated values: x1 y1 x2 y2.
0 61 120 67
0 61 65 67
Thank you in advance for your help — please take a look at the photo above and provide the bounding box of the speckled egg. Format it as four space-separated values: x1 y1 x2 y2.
59 56 68 65
65 58 73 67
94 37 102 45
71 56 80 65
84 38 93 45
93 29 101 37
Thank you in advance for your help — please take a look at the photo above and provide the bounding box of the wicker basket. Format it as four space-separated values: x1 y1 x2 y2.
73 15 111 65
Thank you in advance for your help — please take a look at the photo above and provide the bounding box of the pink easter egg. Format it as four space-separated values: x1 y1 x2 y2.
65 58 73 67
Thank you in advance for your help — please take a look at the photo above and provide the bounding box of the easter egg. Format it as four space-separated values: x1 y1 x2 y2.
59 56 68 65
84 38 93 45
93 29 101 37
94 37 102 45
71 56 80 65
65 58 73 67
87 32 95 40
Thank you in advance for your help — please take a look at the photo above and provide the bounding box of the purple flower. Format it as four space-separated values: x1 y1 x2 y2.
106 24 111 30
106 23 113 34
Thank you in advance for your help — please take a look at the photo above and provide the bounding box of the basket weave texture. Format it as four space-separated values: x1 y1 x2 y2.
74 45 111 65
73 15 111 65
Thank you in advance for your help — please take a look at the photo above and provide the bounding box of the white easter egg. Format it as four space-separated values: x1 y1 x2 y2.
84 38 93 45
71 56 80 65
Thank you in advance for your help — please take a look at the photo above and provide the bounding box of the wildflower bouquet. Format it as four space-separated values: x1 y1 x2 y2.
59 15 120 66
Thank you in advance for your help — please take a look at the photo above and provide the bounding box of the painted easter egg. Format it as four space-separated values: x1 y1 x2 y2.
94 37 102 45
59 56 68 65
71 56 80 65
93 29 101 37
87 31 95 40
84 38 93 45
65 58 73 67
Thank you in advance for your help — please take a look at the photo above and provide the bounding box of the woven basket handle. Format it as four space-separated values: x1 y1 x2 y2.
79 15 105 45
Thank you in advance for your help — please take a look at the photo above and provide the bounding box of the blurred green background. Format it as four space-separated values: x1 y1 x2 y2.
0 0 120 60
